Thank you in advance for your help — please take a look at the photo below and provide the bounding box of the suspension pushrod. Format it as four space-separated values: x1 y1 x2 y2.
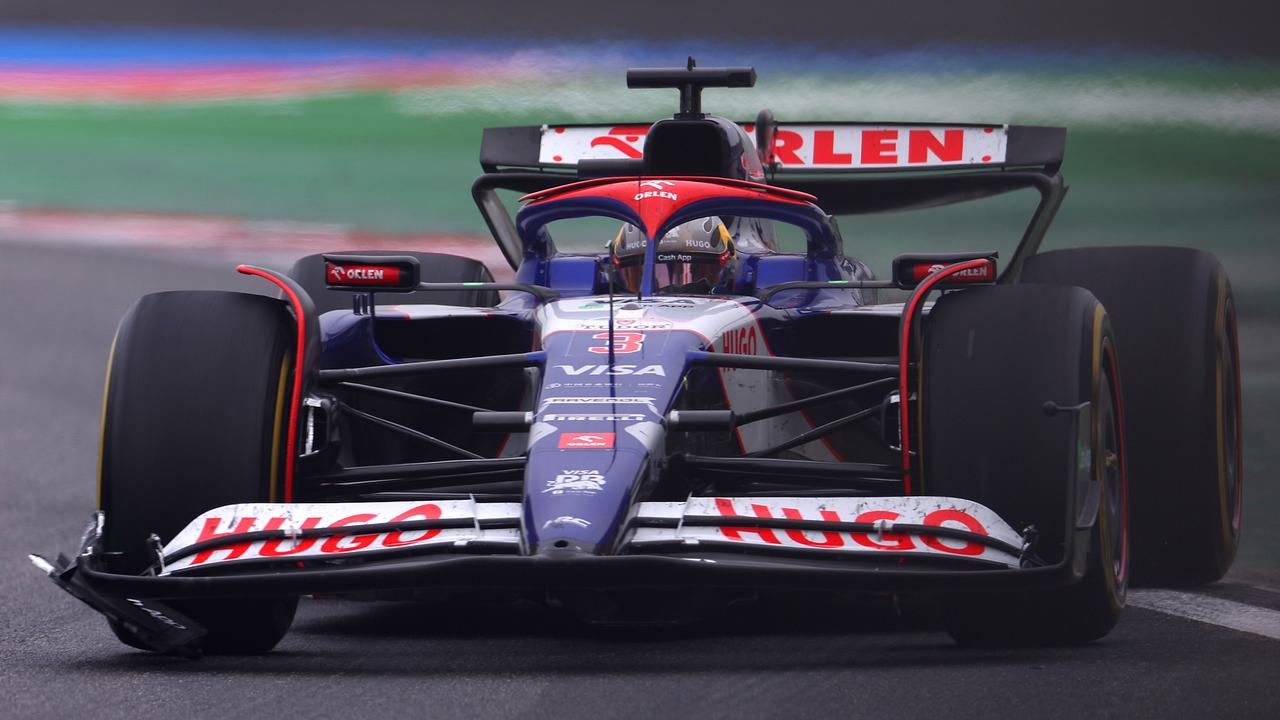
336 382 493 413
305 457 524 484
354 482 525 501
734 376 898 426
745 405 881 458
678 455 903 481
316 471 525 496
339 402 484 460
318 352 544 383
688 351 898 375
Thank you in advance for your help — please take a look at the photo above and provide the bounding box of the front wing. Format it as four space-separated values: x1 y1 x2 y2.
34 494 1084 655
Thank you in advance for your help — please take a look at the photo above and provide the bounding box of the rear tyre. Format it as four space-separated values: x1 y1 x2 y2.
922 285 1128 646
288 250 498 314
100 291 298 654
1022 247 1241 586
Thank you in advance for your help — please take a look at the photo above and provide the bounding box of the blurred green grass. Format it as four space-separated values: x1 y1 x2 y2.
0 92 1276 314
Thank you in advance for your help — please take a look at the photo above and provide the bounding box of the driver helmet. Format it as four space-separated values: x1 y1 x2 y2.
610 216 737 294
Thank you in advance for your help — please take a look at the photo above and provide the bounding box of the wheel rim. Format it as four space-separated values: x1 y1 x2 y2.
1100 343 1129 590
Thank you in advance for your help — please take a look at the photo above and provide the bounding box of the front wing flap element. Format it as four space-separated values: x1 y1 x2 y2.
29 515 206 657
625 496 1027 567
161 500 523 574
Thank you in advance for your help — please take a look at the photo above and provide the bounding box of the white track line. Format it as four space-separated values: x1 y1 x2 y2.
1128 589 1280 641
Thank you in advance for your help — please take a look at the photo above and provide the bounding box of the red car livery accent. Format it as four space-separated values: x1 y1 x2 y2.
187 503 446 565
587 332 645 354
521 177 814 238
588 125 649 158
712 498 990 556
539 124 1007 169
325 263 404 286
558 432 616 449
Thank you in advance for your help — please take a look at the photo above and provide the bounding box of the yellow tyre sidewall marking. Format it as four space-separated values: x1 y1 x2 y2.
1091 304 1123 607
267 352 292 503
95 330 120 510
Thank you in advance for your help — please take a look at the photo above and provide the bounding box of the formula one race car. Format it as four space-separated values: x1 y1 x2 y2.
34 62 1243 655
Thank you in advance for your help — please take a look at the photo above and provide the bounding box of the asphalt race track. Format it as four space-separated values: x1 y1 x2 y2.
2 241 1278 718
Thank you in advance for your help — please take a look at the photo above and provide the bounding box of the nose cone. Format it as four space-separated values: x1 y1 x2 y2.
525 430 658 555
525 296 762 554
523 311 706 555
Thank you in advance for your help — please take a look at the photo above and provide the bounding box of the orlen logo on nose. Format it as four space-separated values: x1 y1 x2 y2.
325 263 402 286
558 432 615 449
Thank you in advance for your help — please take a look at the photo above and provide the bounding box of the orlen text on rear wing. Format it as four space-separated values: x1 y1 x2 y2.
480 122 1064 175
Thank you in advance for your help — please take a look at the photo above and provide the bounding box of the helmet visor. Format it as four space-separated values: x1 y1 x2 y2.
612 217 733 294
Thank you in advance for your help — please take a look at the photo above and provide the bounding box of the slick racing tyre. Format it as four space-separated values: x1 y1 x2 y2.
922 284 1128 646
1022 247 1242 586
288 250 499 314
99 291 298 654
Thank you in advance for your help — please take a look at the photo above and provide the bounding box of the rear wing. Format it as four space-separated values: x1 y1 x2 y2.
475 121 1067 277
480 122 1065 175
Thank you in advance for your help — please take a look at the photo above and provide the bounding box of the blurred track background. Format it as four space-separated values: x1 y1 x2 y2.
1 2 1278 716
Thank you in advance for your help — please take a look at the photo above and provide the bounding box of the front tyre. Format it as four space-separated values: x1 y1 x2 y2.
922 285 1128 646
99 291 299 654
